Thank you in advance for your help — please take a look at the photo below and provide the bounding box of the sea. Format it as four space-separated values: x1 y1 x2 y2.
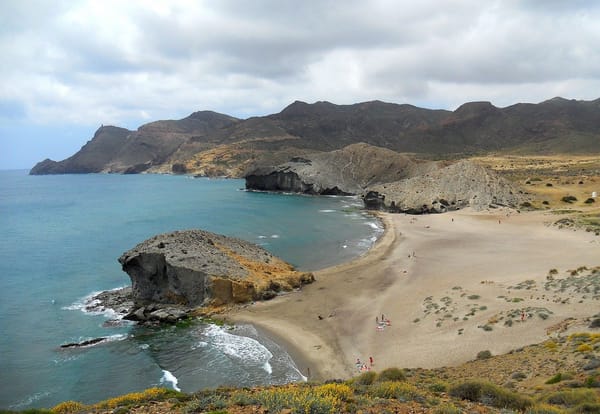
0 170 383 410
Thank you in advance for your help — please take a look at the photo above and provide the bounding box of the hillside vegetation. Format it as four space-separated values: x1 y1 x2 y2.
6 331 599 414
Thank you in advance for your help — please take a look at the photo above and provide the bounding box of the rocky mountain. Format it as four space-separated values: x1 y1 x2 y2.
30 97 600 176
31 111 240 174
30 126 131 174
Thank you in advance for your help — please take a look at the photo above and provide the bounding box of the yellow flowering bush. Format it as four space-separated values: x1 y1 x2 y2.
314 383 353 401
577 343 593 353
51 400 85 413
255 384 343 414
93 387 172 409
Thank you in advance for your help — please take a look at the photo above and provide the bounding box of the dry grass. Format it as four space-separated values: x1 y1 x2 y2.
471 155 600 211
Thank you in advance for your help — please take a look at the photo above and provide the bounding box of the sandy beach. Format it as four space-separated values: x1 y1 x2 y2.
229 208 600 380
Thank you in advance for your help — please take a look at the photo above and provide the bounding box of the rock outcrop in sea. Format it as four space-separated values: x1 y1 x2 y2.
115 229 314 323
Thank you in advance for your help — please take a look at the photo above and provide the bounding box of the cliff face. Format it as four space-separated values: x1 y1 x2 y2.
118 229 314 308
245 144 527 213
245 143 425 195
30 126 132 174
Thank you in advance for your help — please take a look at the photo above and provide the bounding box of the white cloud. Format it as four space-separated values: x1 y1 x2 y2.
1 0 600 128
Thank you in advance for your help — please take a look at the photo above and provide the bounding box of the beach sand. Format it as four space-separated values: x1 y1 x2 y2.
229 208 599 380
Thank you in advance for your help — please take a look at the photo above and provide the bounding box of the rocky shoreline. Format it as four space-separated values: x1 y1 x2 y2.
86 229 315 327
86 287 191 326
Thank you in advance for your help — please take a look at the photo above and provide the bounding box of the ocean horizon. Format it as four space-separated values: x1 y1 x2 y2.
0 170 382 410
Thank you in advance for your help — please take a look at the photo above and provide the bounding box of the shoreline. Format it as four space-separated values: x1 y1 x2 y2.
229 207 600 380
228 211 397 380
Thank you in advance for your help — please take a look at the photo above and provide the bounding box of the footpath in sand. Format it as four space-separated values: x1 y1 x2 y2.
229 209 600 380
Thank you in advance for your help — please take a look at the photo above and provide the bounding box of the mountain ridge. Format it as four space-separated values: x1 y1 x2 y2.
30 97 600 176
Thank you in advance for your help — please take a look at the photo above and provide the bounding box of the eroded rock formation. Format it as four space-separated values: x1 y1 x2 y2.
368 160 528 212
118 229 314 310
245 143 425 194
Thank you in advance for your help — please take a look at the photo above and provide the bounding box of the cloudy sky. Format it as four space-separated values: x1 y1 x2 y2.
1 0 599 169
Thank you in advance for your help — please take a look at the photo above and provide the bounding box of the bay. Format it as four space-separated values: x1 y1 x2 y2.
0 170 382 409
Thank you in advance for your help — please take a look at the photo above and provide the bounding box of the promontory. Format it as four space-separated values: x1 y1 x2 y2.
107 229 314 323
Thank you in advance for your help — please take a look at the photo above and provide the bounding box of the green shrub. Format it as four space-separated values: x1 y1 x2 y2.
526 404 564 413
512 372 527 381
521 201 533 208
433 403 462 414
449 380 532 410
477 350 493 360
562 196 578 203
570 402 600 413
541 389 598 407
353 370 377 386
546 373 563 384
229 391 258 406
185 394 228 412
369 381 424 402
428 381 448 393
376 367 406 382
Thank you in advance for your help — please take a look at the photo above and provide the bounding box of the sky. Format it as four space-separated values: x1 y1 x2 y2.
1 0 600 170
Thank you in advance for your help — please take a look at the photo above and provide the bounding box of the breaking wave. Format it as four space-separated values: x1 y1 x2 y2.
203 325 273 374
160 370 181 392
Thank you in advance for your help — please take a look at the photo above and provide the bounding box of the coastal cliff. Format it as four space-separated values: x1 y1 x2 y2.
245 142 427 195
245 143 527 213
117 229 314 319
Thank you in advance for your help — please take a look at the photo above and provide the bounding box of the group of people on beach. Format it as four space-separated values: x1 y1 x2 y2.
355 356 374 372
376 313 391 330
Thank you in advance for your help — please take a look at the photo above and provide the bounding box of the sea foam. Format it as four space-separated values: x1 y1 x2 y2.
160 370 181 392
63 286 128 320
204 324 273 374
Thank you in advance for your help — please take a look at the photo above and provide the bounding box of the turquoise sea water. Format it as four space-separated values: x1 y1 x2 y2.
0 170 382 410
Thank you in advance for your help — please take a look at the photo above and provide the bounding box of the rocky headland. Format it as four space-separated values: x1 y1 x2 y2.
245 143 528 213
97 229 314 324
245 142 433 195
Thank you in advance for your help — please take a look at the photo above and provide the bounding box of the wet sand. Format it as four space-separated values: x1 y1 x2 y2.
229 208 600 380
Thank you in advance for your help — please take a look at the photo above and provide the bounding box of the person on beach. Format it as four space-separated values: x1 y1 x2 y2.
369 356 374 367
376 316 379 325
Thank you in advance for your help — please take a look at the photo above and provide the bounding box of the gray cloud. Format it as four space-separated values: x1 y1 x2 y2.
1 0 600 129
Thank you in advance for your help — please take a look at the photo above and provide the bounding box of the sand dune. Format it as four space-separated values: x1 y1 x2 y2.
229 208 599 380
